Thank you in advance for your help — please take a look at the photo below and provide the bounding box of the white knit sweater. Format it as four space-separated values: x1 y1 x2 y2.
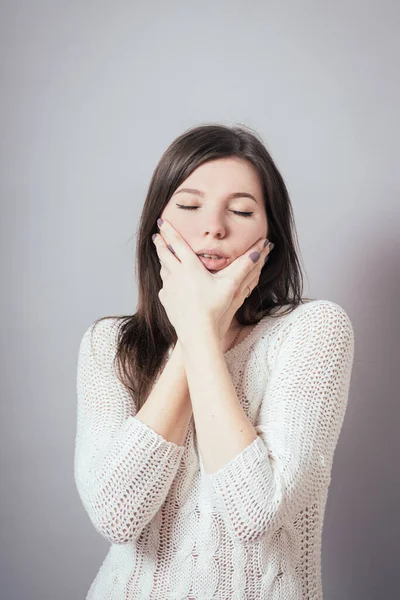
74 299 355 600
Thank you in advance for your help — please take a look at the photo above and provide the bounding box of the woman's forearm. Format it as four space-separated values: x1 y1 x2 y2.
179 322 257 474
135 343 193 447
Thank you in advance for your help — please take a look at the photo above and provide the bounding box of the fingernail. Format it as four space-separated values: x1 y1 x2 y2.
264 255 270 264
152 234 157 241
167 244 176 255
157 218 163 228
269 242 275 251
263 239 270 247
249 251 260 263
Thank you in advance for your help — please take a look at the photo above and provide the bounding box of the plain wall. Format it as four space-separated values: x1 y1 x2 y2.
0 1 398 599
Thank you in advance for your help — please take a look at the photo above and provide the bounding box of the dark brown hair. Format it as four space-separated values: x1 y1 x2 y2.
92 123 312 410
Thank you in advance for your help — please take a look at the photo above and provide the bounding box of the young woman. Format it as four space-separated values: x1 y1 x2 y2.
74 124 355 599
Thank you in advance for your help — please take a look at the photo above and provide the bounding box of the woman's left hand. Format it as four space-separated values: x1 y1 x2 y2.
152 218 271 342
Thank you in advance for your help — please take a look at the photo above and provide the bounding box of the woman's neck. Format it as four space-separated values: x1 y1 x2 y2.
229 318 242 333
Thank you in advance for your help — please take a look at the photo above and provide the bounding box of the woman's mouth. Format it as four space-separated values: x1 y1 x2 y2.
198 255 228 270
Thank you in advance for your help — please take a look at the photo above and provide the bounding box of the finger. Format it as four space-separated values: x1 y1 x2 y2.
231 268 259 308
222 237 271 287
238 240 274 301
152 232 181 271
156 218 199 266
245 271 261 298
263 240 274 265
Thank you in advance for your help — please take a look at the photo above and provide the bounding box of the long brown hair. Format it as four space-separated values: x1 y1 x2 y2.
91 123 312 410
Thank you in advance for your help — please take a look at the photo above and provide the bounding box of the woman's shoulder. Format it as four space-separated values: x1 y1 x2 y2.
78 316 123 369
260 299 353 334
291 299 353 332
272 299 355 351
80 316 121 344
254 299 355 380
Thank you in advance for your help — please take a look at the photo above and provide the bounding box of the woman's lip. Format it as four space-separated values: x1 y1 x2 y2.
198 255 228 270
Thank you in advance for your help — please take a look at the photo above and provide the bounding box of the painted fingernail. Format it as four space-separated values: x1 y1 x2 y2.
167 244 176 255
157 218 163 228
152 234 157 241
249 251 260 263
264 255 270 264
263 239 270 247
269 242 275 251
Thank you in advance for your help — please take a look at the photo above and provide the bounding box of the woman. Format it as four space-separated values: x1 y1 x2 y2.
74 123 355 599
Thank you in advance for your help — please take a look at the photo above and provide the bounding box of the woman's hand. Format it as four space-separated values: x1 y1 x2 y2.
152 218 273 343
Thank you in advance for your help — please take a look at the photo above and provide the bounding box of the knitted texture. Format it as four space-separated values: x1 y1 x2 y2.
74 299 355 599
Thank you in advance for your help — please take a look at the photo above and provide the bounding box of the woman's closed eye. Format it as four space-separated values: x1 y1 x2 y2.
175 204 253 218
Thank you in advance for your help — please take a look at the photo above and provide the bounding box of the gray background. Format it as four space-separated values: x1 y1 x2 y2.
1 1 398 599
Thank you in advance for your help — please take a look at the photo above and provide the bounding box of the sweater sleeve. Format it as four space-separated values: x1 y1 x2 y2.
204 300 355 546
74 318 185 545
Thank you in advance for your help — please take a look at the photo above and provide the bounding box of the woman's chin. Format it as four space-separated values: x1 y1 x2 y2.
205 264 227 273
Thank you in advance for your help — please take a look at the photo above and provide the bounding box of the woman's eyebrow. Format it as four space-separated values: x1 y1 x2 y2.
173 188 258 204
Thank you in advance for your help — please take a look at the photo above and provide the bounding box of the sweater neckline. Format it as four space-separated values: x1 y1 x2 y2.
223 315 270 359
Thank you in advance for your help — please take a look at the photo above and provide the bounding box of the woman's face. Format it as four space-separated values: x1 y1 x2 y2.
160 157 268 273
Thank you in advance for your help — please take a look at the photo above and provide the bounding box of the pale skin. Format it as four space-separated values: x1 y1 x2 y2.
153 157 272 474
160 157 269 339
